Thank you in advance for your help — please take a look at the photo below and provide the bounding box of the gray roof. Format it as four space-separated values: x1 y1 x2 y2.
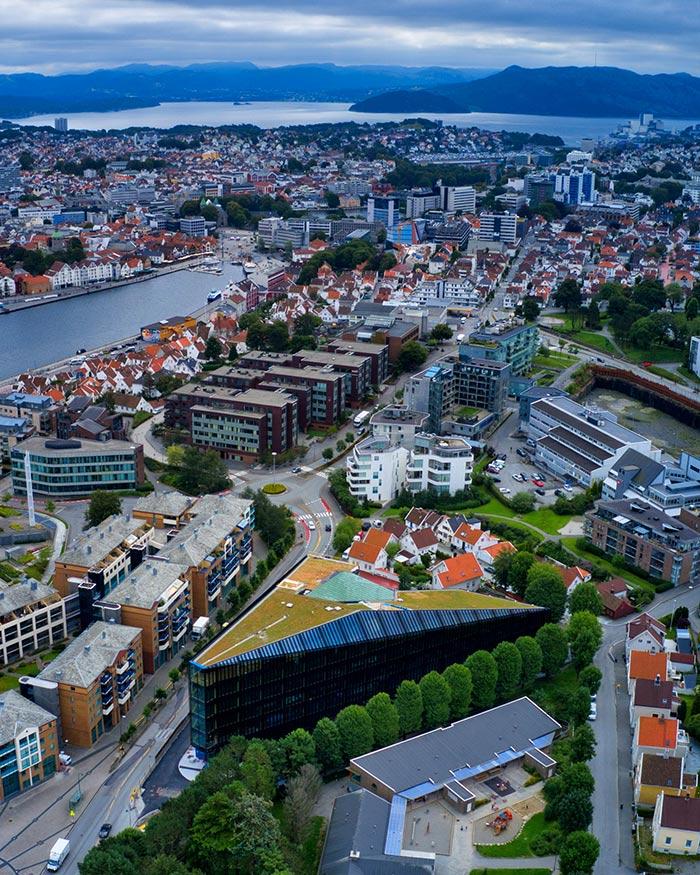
611 448 665 488
60 515 150 568
0 578 58 616
351 697 560 795
133 491 194 517
37 621 142 688
17 435 139 458
0 690 56 746
160 496 251 567
320 790 434 875
592 499 700 545
107 559 189 609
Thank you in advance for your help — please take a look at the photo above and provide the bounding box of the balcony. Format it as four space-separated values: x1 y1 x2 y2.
116 660 131 675
117 688 131 705
102 702 114 716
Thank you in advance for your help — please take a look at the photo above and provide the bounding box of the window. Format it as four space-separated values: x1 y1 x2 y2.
665 836 672 845
685 839 692 848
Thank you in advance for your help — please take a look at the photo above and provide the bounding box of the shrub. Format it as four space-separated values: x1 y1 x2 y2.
262 482 287 495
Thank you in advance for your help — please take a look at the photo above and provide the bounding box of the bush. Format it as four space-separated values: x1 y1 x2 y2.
530 824 562 856
262 482 287 495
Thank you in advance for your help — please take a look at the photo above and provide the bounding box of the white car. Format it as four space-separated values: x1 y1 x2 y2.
588 702 597 721
499 487 511 494
512 473 523 481
307 521 316 531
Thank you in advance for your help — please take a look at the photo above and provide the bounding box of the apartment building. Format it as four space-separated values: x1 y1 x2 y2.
526 395 657 487
478 212 518 244
160 494 254 618
100 560 191 673
602 449 700 517
586 500 700 586
291 350 371 404
54 515 154 601
132 491 195 531
24 622 144 748
406 434 474 496
0 392 57 434
461 322 538 376
326 340 389 386
0 691 59 802
11 437 145 498
370 407 429 449
346 436 409 504
0 416 31 463
550 168 596 205
0 579 78 666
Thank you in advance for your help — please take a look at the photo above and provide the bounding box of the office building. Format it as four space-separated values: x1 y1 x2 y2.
462 322 539 376
577 201 640 222
54 117 68 132
11 437 145 499
189 556 549 756
405 189 441 219
425 219 471 248
550 169 596 205
0 580 77 667
524 175 555 206
370 407 429 449
179 216 207 237
440 184 476 214
478 213 518 244
346 436 409 504
406 434 473 496
585 499 700 586
367 196 398 229
602 449 700 517
0 691 59 802
23 621 144 748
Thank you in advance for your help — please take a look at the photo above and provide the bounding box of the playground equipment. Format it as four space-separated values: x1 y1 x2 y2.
487 809 513 835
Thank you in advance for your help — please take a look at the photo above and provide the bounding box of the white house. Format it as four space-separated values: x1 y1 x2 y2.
346 436 409 505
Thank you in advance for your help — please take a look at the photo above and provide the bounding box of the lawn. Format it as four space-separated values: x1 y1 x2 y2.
622 344 685 364
533 352 578 371
568 330 616 354
560 537 653 592
530 666 580 722
0 675 20 692
470 869 552 875
678 366 700 385
476 812 548 858
646 365 685 385
473 499 574 536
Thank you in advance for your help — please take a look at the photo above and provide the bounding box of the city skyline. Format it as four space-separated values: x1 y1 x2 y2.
1 0 697 76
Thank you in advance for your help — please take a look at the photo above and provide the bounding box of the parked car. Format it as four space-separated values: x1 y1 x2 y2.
535 488 546 496
532 479 545 487
499 487 511 494
325 523 332 532
516 448 527 458
98 824 112 840
554 489 564 497
361 521 371 531
564 483 574 492
588 702 597 721
492 477 502 483
291 466 302 473
59 752 72 767
512 473 523 481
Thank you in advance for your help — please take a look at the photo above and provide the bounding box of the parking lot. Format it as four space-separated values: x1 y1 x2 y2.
484 443 581 506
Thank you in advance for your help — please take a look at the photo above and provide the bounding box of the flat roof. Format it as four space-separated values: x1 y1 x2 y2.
15 436 139 457
234 388 295 407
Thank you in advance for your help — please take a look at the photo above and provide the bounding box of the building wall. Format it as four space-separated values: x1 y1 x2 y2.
0 717 58 802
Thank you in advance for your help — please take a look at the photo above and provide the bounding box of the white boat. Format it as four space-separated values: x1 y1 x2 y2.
243 261 257 274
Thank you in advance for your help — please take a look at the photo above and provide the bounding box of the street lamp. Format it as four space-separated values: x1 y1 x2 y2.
272 452 277 474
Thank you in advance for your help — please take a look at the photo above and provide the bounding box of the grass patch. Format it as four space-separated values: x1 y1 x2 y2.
622 345 685 364
530 666 579 722
473 500 573 536
0 505 20 518
645 365 685 384
262 483 287 495
456 406 480 417
0 675 20 692
476 812 547 858
470 869 552 875
678 365 700 385
561 537 653 592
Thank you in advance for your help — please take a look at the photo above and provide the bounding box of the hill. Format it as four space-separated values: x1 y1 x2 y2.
350 65 700 119
350 89 464 113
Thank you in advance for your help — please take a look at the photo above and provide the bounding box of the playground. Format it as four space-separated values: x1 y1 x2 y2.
472 797 545 846
403 800 455 856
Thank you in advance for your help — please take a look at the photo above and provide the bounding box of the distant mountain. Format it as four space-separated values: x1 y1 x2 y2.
350 65 700 119
350 89 464 113
0 62 495 119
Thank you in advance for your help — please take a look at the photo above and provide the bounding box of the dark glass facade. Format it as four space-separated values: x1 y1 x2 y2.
189 605 548 758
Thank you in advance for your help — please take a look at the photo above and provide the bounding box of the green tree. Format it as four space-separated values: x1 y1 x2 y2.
559 831 600 875
561 761 594 797
554 278 582 313
536 624 568 678
524 564 568 622
395 680 423 736
419 671 452 729
204 336 223 361
491 547 515 588
584 300 601 329
522 298 540 322
226 200 248 227
336 705 374 761
283 763 322 843
507 551 536 598
570 629 599 671
201 203 218 223
240 741 275 800
570 723 597 762
324 190 340 208
365 692 400 748
322 448 334 461
515 636 543 690
332 517 361 552
569 582 602 616
313 717 342 772
267 320 289 352
442 663 473 720
578 664 602 695
85 490 122 528
430 323 453 341
567 611 602 650
465 650 498 711
397 341 428 373
282 728 316 776
686 296 699 320
493 641 522 702
556 789 593 833
567 687 592 728
511 492 536 513
18 151 34 170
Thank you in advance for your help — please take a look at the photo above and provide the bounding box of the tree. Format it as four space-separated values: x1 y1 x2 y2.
515 636 543 690
686 296 699 320
205 336 223 361
322 448 334 461
240 741 275 800
282 728 316 776
201 203 218 223
324 190 340 208
524 564 568 622
333 517 361 553
430 323 453 341
570 723 597 762
536 624 568 678
567 611 602 651
491 547 515 587
578 664 602 695
493 641 522 702
507 551 535 598
556 789 593 833
568 582 602 616
313 717 342 772
365 692 400 748
522 298 540 322
570 629 599 671
554 278 582 313
18 151 34 170
395 680 423 736
465 650 498 711
283 763 322 843
559 831 600 875
511 492 536 513
442 664 473 720
335 705 374 761
561 762 594 797
267 320 289 352
419 671 452 729
584 300 601 329
180 447 230 494
567 686 592 727
397 341 428 373
85 490 122 528
226 200 248 228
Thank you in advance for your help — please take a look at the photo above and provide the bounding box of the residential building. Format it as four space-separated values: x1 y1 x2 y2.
131 492 195 530
0 392 57 434
652 794 700 854
370 406 429 449
550 168 595 204
292 349 371 405
140 315 196 342
326 340 389 386
635 753 697 807
602 449 700 517
597 578 635 619
478 213 518 244
346 529 393 573
99 560 191 673
0 579 77 666
524 175 555 206
633 715 689 764
0 691 59 802
462 322 539 377
406 433 473 496
346 436 409 504
0 416 31 463
54 117 68 132
189 555 549 756
630 677 677 729
585 500 700 586
626 613 666 659
628 650 670 695
431 552 483 591
23 621 144 748
454 356 510 412
367 196 398 229
53 515 154 602
11 437 145 498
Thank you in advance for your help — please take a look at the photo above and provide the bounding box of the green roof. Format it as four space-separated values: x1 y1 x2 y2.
309 572 394 604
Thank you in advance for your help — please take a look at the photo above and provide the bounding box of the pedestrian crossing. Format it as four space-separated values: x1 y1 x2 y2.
296 511 333 524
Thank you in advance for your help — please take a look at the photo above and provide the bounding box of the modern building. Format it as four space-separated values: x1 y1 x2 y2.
367 196 398 229
54 117 68 132
550 169 596 205
11 437 145 498
370 407 429 449
131 491 195 530
346 436 409 504
140 315 196 342
0 392 57 434
602 449 700 517
0 579 78 666
0 416 31 463
325 340 389 387
406 434 473 496
461 322 538 376
585 499 700 586
179 216 207 237
524 175 555 206
0 690 59 802
189 556 549 756
23 621 144 748
440 184 476 214
689 337 700 378
478 213 518 244
652 794 700 854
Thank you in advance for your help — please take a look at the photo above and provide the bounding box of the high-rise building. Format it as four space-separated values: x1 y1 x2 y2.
690 336 700 377
478 212 518 244
524 175 555 206
406 433 473 495
54 118 68 132
440 184 476 214
550 169 596 205
367 196 398 229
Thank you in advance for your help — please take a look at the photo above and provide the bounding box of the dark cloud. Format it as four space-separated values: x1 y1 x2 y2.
0 0 696 74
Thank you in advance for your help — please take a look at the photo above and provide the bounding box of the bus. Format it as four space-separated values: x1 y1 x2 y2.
353 410 370 429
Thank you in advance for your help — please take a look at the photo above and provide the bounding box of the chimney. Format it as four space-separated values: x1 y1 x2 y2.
84 644 91 653
655 674 661 686
152 566 157 576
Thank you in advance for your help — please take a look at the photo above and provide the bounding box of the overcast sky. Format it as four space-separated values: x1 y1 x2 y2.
1 0 697 75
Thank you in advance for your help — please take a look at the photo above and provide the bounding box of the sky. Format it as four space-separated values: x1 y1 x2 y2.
1 0 697 75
